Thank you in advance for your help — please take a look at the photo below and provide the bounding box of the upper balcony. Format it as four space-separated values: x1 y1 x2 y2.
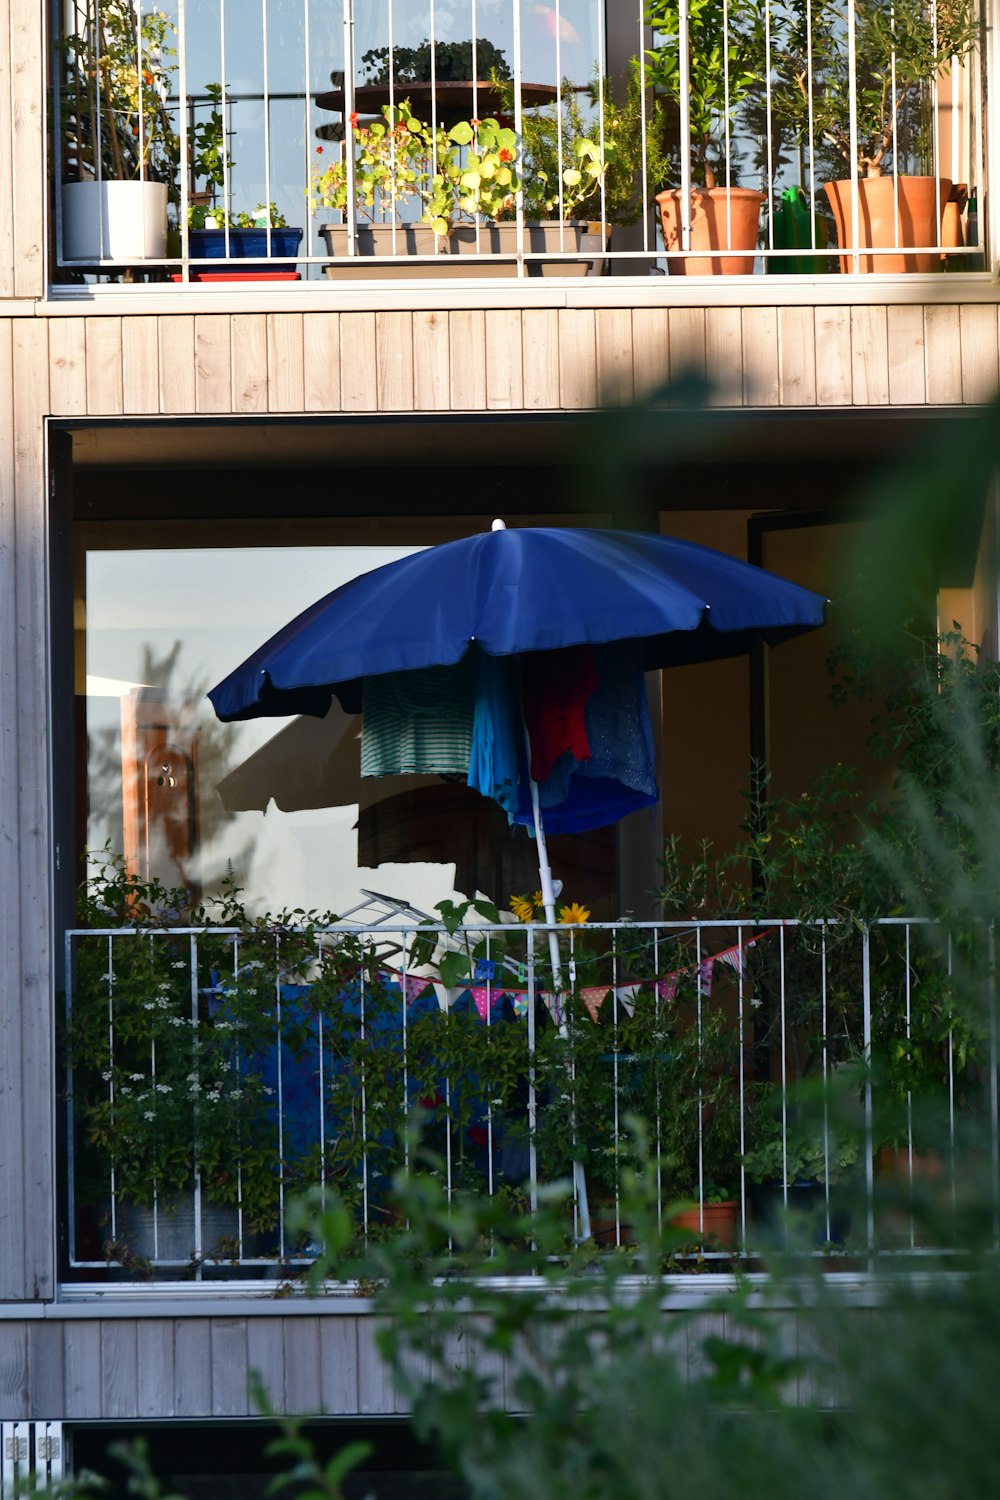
50 0 993 292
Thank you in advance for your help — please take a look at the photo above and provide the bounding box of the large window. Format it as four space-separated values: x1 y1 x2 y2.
76 515 619 920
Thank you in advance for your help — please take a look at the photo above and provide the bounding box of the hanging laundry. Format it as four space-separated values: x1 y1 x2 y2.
361 655 475 778
514 641 659 834
467 649 522 821
520 644 599 782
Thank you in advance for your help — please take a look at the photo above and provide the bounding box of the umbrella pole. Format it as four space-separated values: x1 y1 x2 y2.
525 763 592 1242
526 770 563 987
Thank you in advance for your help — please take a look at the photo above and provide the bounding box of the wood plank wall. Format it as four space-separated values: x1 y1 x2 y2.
0 1303 816 1421
32 301 1000 416
3 0 45 299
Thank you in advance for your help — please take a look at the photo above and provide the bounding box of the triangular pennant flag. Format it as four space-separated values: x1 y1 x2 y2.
580 985 611 1022
471 985 491 1021
401 972 433 1003
431 982 458 1012
657 974 679 1003
510 992 529 1019
470 986 508 1021
614 983 640 1018
542 989 567 1027
698 957 715 996
716 945 745 975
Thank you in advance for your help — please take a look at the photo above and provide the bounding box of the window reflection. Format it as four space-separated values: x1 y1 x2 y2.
81 536 619 921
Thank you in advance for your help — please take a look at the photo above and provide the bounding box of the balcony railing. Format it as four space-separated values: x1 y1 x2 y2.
63 915 999 1281
51 0 989 284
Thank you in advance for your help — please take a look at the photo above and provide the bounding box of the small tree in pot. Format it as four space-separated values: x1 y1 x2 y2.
58 0 179 262
770 0 979 270
645 0 769 272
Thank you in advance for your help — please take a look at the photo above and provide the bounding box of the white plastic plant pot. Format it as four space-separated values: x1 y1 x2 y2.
62 180 168 262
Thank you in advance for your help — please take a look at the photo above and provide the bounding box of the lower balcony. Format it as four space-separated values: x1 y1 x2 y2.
62 911 996 1288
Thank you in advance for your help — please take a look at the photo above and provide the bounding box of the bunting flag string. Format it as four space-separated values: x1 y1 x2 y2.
653 929 774 1006
377 929 773 1023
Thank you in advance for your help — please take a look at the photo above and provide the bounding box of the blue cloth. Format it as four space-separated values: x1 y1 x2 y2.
514 642 659 835
467 649 522 821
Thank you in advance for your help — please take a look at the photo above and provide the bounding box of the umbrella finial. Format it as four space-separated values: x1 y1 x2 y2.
491 518 507 531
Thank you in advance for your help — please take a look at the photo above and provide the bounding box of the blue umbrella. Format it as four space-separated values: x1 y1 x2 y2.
210 523 826 725
208 518 825 991
208 522 825 1237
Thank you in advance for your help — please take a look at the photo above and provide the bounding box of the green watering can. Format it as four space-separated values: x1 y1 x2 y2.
766 186 829 274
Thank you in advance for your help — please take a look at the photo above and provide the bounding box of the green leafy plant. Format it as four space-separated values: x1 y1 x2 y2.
492 61 676 225
309 99 519 237
492 74 614 222
742 1081 862 1186
186 82 288 229
654 625 997 1186
68 851 388 1244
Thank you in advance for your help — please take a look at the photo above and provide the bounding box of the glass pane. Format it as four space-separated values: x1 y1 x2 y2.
80 526 619 921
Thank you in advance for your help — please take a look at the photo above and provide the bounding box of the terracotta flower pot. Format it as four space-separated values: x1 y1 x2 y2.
823 175 951 273
670 1199 740 1247
589 1197 634 1246
876 1145 944 1182
655 187 764 275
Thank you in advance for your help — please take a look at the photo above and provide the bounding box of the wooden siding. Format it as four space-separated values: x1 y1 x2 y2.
17 301 1000 417
0 315 53 1305
0 1299 819 1421
4 0 44 300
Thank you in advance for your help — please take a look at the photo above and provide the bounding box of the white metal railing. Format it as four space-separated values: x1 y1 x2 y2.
62 916 998 1280
50 0 990 283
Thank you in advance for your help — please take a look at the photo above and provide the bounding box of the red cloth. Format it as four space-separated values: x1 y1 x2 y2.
521 645 599 783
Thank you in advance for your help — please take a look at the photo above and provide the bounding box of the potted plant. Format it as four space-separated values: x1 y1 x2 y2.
57 0 179 263
67 855 280 1264
659 1010 746 1248
67 861 544 1268
487 63 672 276
771 0 978 271
742 1085 861 1247
184 83 302 277
646 0 768 273
311 99 520 279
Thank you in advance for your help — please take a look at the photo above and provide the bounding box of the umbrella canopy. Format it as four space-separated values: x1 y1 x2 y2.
209 525 827 724
207 522 825 1245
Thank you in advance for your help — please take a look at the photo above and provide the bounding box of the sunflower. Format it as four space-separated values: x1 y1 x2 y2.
557 902 590 925
509 893 537 923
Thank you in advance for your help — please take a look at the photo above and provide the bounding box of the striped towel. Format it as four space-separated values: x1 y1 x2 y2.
361 656 475 778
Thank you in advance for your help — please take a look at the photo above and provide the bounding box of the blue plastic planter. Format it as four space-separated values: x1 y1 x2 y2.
188 226 302 274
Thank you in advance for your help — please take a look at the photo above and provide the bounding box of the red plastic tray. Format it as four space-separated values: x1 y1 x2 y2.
169 271 301 282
